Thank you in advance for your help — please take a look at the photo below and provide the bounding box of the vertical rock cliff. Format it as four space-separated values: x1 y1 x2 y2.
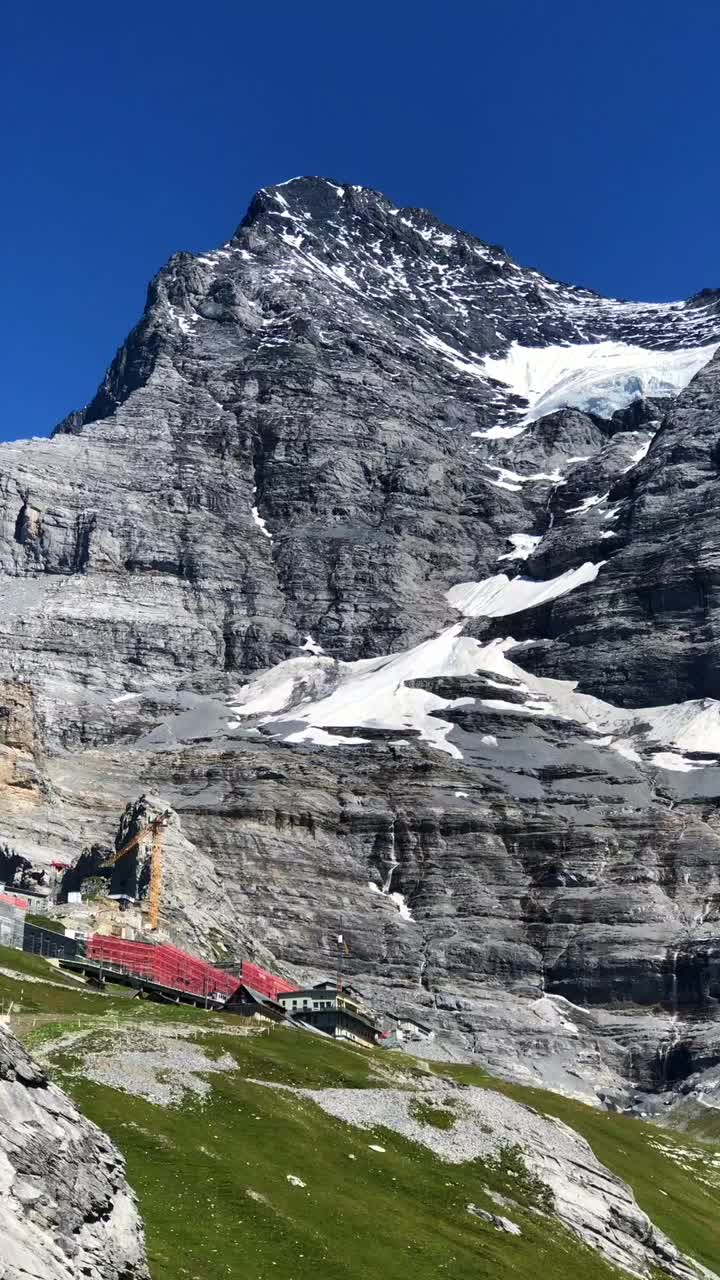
1 177 720 1110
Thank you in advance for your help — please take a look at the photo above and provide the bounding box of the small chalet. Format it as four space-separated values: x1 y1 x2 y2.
276 980 377 1047
224 982 286 1024
378 1015 436 1051
395 1016 435 1043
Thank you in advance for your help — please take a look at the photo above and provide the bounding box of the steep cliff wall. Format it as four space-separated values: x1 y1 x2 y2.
2 178 720 1110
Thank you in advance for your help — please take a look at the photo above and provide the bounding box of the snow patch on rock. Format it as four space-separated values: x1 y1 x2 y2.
230 624 515 758
498 534 542 562
479 339 718 425
446 563 602 618
251 506 273 540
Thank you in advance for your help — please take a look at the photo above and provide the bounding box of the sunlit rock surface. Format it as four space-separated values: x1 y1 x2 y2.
2 178 720 1112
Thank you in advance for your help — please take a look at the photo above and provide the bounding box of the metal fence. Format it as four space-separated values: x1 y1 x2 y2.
23 923 82 962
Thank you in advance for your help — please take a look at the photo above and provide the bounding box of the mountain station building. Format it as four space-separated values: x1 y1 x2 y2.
276 980 378 1047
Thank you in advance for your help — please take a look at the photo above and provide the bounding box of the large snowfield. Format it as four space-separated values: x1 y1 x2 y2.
229 553 720 770
479 339 719 423
230 622 501 757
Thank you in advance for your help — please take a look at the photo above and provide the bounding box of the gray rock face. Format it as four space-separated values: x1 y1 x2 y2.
516 351 720 706
2 176 720 1109
0 1027 148 1280
2 175 719 721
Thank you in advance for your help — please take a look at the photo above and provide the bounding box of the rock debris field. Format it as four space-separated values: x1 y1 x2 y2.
37 1020 244 1106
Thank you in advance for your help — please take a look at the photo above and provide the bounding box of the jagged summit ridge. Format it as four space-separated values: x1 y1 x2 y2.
58 175 720 440
236 174 720 347
240 174 512 259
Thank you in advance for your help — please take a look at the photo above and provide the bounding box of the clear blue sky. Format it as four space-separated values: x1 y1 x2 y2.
2 0 719 440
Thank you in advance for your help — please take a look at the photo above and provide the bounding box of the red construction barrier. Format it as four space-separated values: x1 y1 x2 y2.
0 892 29 911
240 960 296 1002
86 935 296 1003
87 936 238 998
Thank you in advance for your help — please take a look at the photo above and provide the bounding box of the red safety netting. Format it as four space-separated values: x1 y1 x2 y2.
0 892 29 911
240 960 296 1002
87 936 238 998
87 935 297 1003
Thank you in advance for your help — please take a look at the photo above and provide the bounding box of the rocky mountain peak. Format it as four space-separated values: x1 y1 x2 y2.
241 175 396 228
239 174 511 259
4 178 720 1116
54 175 720 458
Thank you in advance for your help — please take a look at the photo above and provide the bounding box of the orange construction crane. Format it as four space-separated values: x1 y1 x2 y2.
100 811 170 930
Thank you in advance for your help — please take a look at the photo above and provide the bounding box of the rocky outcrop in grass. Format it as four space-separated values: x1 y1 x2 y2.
0 1027 148 1280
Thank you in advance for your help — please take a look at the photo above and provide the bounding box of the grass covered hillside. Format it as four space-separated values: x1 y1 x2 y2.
2 942 719 1280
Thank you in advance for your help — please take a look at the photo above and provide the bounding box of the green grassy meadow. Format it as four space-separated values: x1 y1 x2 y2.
3 942 719 1280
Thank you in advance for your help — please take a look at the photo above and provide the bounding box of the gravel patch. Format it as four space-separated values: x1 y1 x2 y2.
38 1018 267 1106
39 1021 239 1106
302 1083 514 1162
82 1036 237 1105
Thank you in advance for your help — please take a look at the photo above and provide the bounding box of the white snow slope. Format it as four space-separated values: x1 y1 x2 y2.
479 339 718 424
230 623 514 758
229 559 600 757
229 618 720 767
228 553 720 769
446 563 602 618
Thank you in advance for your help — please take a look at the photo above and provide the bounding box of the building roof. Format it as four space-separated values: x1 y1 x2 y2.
230 982 285 1011
318 978 367 994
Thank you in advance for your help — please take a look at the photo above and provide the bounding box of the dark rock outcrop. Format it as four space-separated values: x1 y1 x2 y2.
0 1027 148 1279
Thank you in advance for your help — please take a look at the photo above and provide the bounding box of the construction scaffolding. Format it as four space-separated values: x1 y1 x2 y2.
86 936 239 1000
81 936 296 1006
